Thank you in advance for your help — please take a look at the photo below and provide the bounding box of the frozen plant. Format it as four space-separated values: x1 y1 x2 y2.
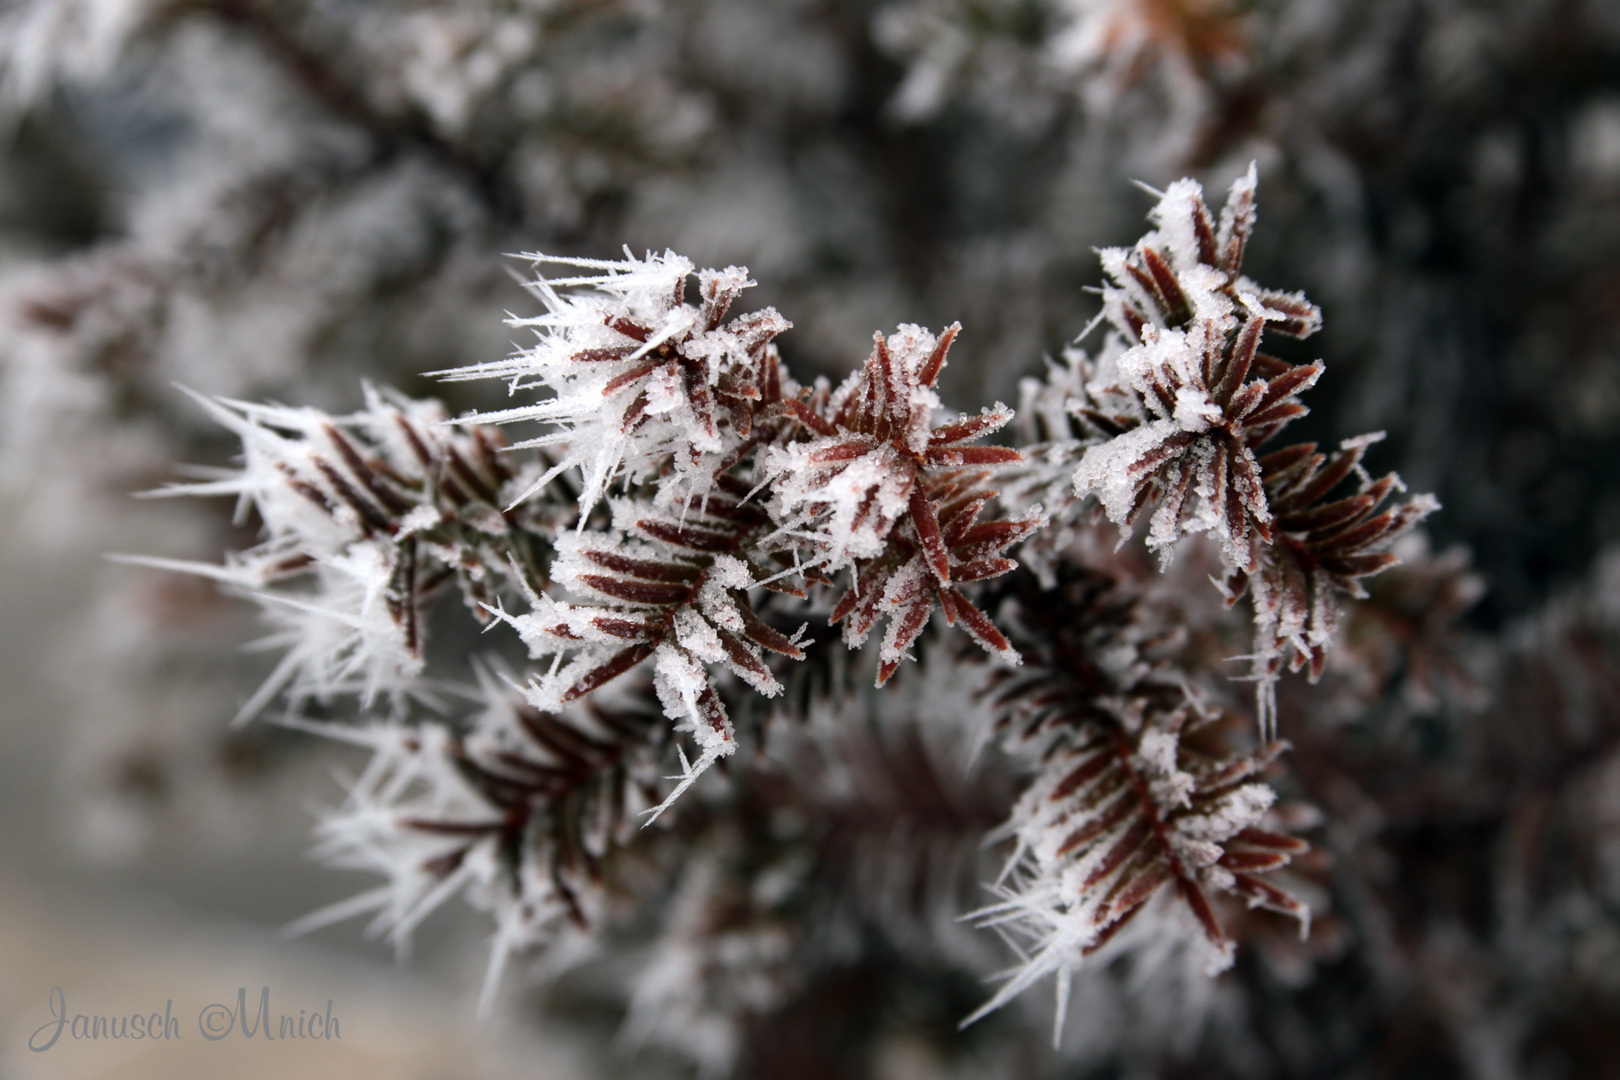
132 170 1435 1067
1062 166 1437 738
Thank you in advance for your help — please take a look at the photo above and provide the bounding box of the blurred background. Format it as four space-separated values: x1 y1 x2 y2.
2 1 1619 1078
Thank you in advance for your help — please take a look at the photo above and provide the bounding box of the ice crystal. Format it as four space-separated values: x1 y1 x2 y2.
1062 167 1434 736
117 386 553 722
966 567 1308 1042
1223 433 1440 734
764 323 1038 683
1073 167 1325 573
493 481 807 815
283 670 667 1013
441 251 790 516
